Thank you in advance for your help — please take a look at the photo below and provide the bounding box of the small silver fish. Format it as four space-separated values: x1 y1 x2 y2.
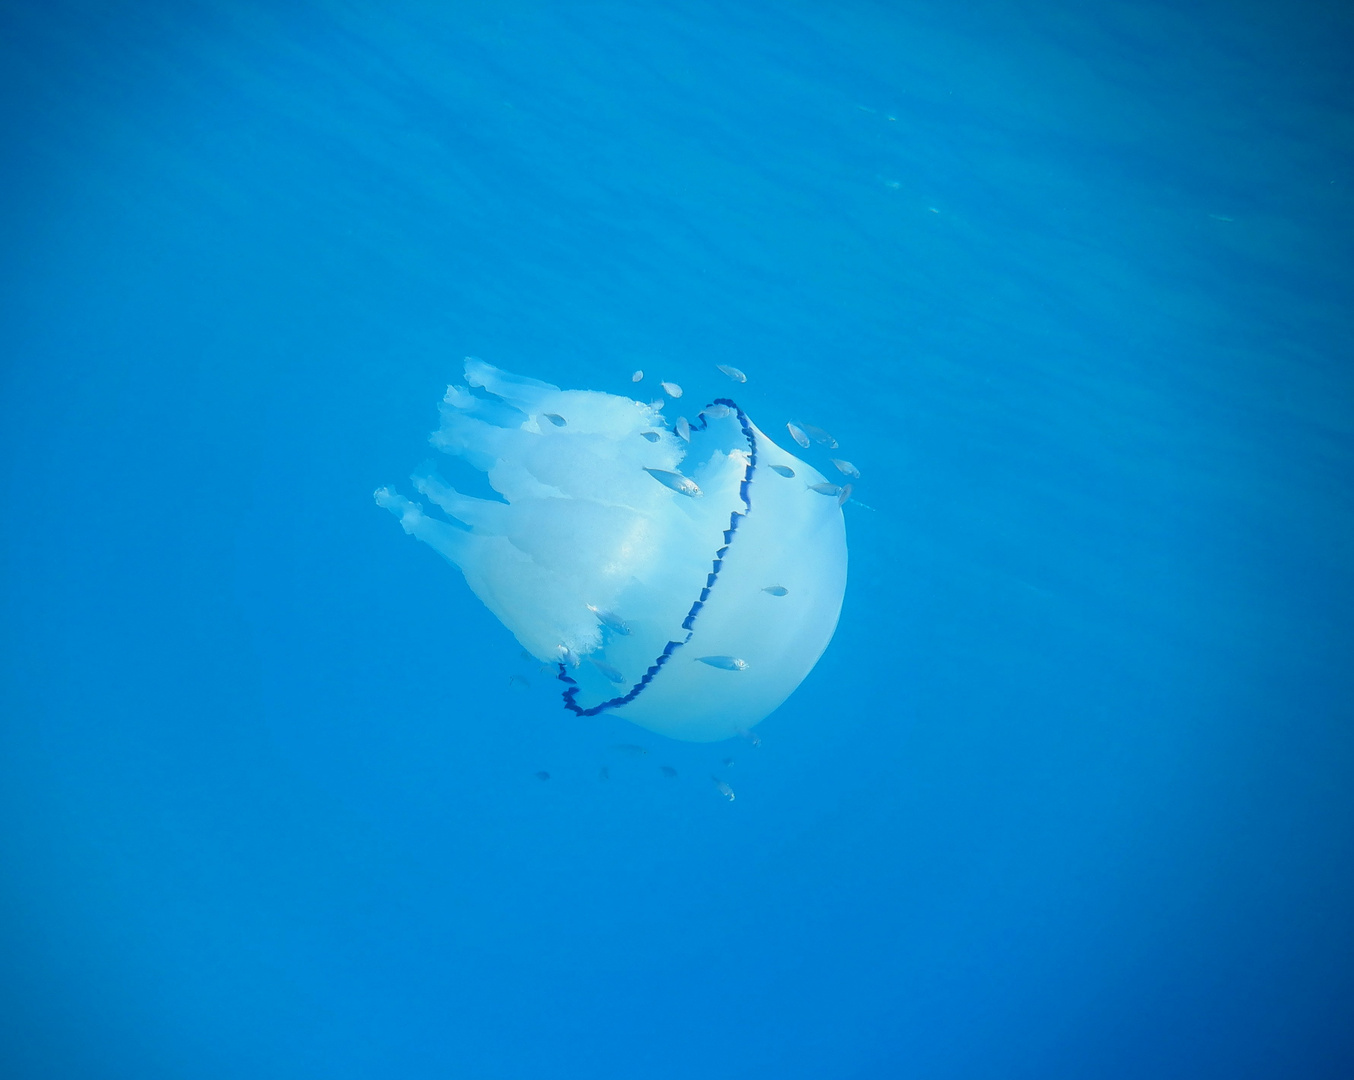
591 658 626 684
660 765 678 778
541 412 566 427
587 604 631 635
838 483 852 507
556 645 581 667
721 757 735 767
762 585 788 596
703 403 732 419
716 364 747 383
632 370 644 382
769 464 795 478
613 744 648 756
535 771 551 781
786 422 810 448
737 727 762 748
650 398 665 411
808 482 842 496
640 431 660 442
599 766 610 781
711 776 736 801
801 423 838 448
661 381 683 398
644 467 702 498
696 655 749 671
675 416 690 442
830 458 859 478
507 674 530 688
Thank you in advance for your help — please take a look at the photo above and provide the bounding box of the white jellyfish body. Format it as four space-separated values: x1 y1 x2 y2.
376 359 847 742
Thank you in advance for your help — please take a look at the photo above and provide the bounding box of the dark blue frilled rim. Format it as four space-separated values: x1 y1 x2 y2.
558 398 755 717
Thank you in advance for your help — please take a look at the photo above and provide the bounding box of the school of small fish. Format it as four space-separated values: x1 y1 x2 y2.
534 723 761 794
526 360 863 791
625 361 860 515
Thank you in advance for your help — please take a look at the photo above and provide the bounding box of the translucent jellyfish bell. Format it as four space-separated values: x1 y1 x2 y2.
376 359 847 742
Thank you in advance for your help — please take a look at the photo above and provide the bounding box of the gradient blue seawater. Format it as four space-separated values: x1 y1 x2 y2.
1 1 1351 1077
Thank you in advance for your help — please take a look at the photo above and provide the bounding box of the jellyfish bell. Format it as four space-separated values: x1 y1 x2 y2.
376 358 848 742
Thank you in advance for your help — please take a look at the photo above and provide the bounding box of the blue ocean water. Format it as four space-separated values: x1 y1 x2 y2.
2 0 1351 1076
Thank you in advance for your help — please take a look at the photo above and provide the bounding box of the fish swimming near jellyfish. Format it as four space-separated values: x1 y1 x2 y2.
697 655 749 671
643 467 702 498
716 364 747 383
375 357 848 742
786 421 810 449
711 776 736 801
660 381 683 398
587 604 630 635
591 658 626 684
800 423 838 448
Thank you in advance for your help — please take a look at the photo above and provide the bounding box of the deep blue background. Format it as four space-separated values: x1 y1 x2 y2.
2 1 1352 1076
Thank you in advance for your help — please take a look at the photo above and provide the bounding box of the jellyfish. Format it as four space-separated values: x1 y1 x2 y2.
375 358 848 742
